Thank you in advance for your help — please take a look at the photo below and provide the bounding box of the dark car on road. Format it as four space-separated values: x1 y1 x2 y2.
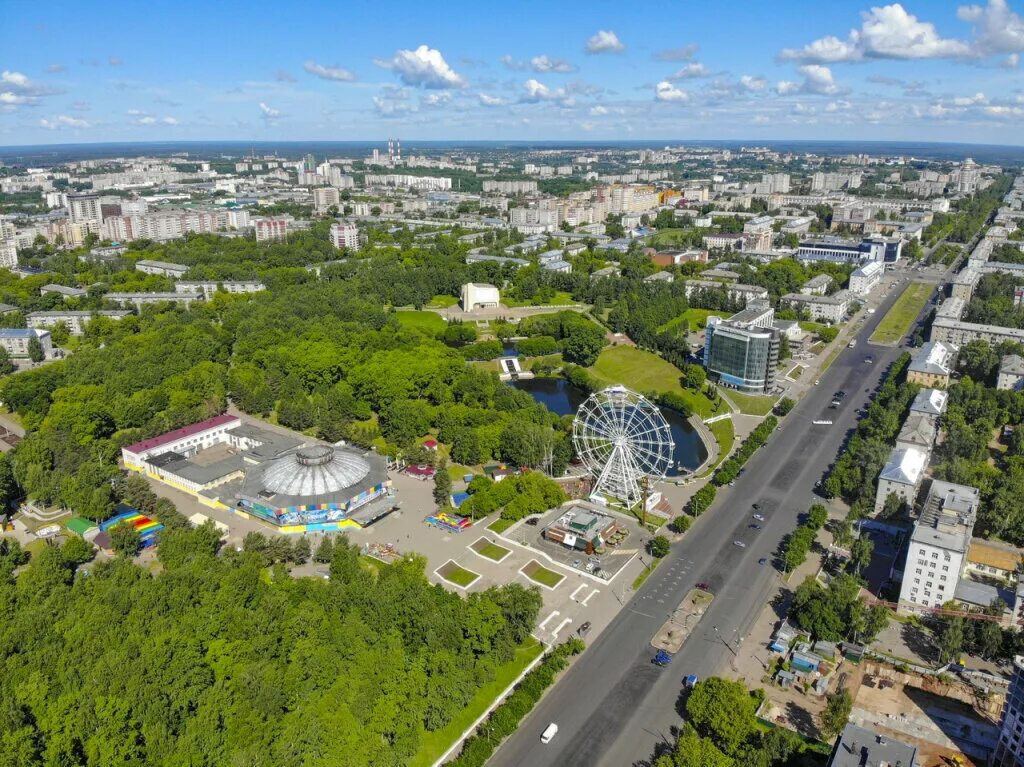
696 581 711 591
652 650 673 667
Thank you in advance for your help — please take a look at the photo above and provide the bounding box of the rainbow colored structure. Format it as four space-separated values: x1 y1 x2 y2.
426 511 472 534
99 505 164 548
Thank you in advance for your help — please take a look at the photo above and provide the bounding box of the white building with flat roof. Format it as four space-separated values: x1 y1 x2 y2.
875 446 928 512
898 481 979 612
460 283 499 311
0 328 52 359
848 260 883 296
329 222 360 250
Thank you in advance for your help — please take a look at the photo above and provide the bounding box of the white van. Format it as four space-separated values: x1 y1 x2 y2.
541 723 559 744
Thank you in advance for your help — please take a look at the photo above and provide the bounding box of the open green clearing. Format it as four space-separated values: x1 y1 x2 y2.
437 561 481 588
587 346 723 418
721 389 778 416
870 281 933 345
707 418 734 468
471 537 511 562
408 637 544 767
426 294 459 308
521 560 564 588
658 308 730 333
394 310 447 334
502 291 577 307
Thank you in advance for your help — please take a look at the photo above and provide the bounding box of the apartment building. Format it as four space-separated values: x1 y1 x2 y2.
0 328 52 359
135 259 189 278
174 281 265 298
312 187 341 213
329 222 360 250
993 656 1024 767
907 341 958 388
27 310 133 336
780 290 853 324
684 279 769 306
998 354 1024 392
254 218 288 243
848 260 883 295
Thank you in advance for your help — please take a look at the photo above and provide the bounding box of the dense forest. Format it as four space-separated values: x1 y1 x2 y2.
0 528 543 766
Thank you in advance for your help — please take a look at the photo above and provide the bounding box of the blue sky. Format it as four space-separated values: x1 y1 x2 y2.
2 0 1024 146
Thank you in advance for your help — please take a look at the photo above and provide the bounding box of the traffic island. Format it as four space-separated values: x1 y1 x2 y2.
651 588 713 653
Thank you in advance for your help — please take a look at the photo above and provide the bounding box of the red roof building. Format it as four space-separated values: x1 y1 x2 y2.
122 414 240 463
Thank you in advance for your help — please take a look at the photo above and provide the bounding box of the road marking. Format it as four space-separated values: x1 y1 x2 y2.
570 584 587 601
551 617 573 637
581 588 600 606
538 611 559 630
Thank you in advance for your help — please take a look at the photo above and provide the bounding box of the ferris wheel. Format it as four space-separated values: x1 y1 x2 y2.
572 384 674 505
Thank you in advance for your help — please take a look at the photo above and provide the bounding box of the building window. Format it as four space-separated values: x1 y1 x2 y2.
914 578 920 584
942 565 949 572
915 568 922 575
932 552 939 559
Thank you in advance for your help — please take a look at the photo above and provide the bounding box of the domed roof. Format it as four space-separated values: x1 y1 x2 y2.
261 445 370 497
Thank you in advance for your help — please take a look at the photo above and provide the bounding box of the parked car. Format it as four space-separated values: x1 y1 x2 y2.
541 723 559 744
696 581 711 591
753 514 764 521
684 674 699 689
758 557 768 566
525 517 540 526
733 540 747 548
578 621 592 635
652 650 673 667
571 559 581 568
749 524 761 530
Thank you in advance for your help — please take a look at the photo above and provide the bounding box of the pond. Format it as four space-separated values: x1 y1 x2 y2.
510 377 708 474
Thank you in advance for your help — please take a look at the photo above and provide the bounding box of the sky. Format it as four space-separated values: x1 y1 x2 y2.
2 0 1024 147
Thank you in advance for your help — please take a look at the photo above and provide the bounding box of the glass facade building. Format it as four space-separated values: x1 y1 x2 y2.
994 656 1024 767
703 319 779 394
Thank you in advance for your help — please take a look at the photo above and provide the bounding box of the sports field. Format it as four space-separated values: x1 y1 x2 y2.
869 282 933 345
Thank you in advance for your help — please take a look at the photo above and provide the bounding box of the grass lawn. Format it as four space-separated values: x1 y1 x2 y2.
471 537 511 562
721 389 778 416
587 346 723 418
394 310 447 334
798 321 829 335
503 291 577 308
870 281 933 345
426 294 459 308
631 557 662 589
521 560 565 589
658 308 730 333
645 229 694 248
488 517 515 534
408 637 544 767
436 560 481 588
707 418 734 466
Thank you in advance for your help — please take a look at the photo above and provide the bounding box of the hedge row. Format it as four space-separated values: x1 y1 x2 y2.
447 638 586 767
711 416 779 486
781 504 829 573
686 484 717 517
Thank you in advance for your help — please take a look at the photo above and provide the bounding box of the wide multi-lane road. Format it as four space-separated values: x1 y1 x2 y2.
489 279 940 767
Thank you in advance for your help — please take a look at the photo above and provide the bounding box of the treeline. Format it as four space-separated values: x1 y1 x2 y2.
653 677 829 767
963 272 1024 330
0 531 544 765
712 416 778 486
790 573 890 645
823 353 916 512
930 376 1024 544
447 638 584 767
781 504 828 573
458 472 568 522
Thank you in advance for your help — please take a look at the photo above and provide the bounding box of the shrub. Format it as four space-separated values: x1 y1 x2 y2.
671 515 693 534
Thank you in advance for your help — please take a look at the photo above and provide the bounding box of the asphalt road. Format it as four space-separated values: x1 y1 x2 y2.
488 278 943 767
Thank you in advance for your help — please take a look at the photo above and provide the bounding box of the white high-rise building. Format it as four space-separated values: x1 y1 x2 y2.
254 218 288 243
67 192 102 225
313 187 341 213
897 481 979 611
0 222 17 269
329 223 360 250
994 656 1024 767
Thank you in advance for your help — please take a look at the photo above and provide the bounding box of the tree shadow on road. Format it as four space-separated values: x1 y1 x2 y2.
899 622 937 664
784 700 821 740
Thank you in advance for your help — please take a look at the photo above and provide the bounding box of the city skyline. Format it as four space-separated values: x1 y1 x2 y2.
3 0 1024 146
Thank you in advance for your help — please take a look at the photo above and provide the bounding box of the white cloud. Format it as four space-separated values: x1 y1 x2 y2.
1 71 30 88
780 3 971 62
303 60 357 82
585 30 625 54
753 115 771 124
984 104 1024 116
530 55 576 73
276 69 297 83
501 55 527 71
952 91 987 105
958 0 1024 56
777 65 843 96
39 115 90 129
655 81 688 102
653 44 699 61
1002 52 1021 67
825 99 853 112
374 45 466 89
421 91 451 108
668 62 712 79
46 63 66 73
258 102 280 121
108 56 123 66
589 104 609 115
519 78 574 106
739 75 767 92
0 70 60 111
478 92 507 107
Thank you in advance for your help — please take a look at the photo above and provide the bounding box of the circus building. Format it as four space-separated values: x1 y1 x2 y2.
121 415 394 533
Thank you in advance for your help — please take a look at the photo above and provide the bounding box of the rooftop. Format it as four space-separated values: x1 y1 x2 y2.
967 538 1022 573
827 723 918 767
124 413 239 455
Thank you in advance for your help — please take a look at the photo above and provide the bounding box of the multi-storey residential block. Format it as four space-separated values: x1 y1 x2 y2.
329 222 360 250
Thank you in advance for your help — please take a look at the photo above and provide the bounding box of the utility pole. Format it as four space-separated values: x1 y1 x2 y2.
641 474 649 530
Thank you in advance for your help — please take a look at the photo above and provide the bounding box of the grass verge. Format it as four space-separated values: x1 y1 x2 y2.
521 560 564 589
437 560 481 588
487 517 515 534
658 308 730 333
631 557 662 589
869 281 933 345
408 637 544 767
471 537 511 562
